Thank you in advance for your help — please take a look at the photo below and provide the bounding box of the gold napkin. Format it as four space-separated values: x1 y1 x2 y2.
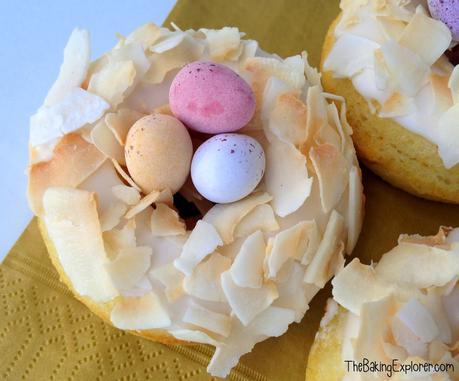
3 1 459 380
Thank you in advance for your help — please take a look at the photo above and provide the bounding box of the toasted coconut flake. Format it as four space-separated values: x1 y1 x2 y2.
245 55 306 89
201 27 241 61
91 119 125 164
145 34 205 84
261 76 293 123
125 23 161 48
302 51 322 88
112 160 140 191
125 190 161 219
88 60 136 107
30 88 110 147
431 74 453 114
303 210 345 288
379 92 416 118
276 262 318 322
105 246 151 290
174 221 223 275
398 10 451 66
110 292 171 330
438 104 459 168
396 298 439 343
170 329 220 346
251 306 296 337
43 187 118 302
100 201 127 232
221 271 278 326
310 143 348 213
267 91 308 146
103 223 137 258
183 252 231 302
230 231 266 288
112 184 141 205
28 133 106 215
300 220 321 266
266 222 310 279
265 138 312 217
203 192 272 244
109 43 150 79
323 34 379 77
183 303 232 337
303 85 329 150
449 66 459 104
149 263 185 302
353 296 394 364
44 28 91 106
105 108 145 145
151 30 184 53
345 165 364 254
234 204 279 238
150 203 186 236
391 317 427 358
332 258 393 315
380 39 429 97
375 241 459 288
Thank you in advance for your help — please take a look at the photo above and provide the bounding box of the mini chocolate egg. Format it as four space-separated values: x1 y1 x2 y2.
125 114 193 194
428 0 459 40
191 133 265 203
169 61 256 134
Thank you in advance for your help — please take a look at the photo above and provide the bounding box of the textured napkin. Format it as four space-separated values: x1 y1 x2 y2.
3 1 459 380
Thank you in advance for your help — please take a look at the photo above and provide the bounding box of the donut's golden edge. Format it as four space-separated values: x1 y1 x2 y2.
321 15 459 204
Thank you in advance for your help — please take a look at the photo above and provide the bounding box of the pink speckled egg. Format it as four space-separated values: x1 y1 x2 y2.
428 0 459 41
169 61 256 134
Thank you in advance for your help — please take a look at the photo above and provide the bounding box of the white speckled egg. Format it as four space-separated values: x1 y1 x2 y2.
191 133 265 203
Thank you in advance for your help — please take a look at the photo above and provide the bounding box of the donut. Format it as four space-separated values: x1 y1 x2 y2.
27 24 363 377
321 1 459 203
306 227 459 380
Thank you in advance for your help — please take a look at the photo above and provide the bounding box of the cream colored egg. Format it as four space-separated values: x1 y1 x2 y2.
125 113 193 194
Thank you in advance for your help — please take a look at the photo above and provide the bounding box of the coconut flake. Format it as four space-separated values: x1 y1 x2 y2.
310 143 348 213
44 28 91 106
449 66 459 104
105 246 151 290
112 184 141 205
345 165 364 254
398 10 451 66
300 220 321 266
438 104 459 169
230 231 266 288
251 306 296 337
221 271 278 326
201 27 241 61
90 119 125 164
99 201 127 232
332 258 394 315
30 88 110 147
88 60 136 107
43 187 118 302
380 39 429 97
110 291 171 329
265 138 312 217
174 220 223 275
105 108 145 145
183 252 231 302
150 203 186 237
303 210 345 288
375 241 459 288
124 190 161 219
391 317 428 357
103 223 137 258
396 298 439 343
170 329 220 346
109 42 150 78
266 221 310 279
111 159 141 191
125 23 161 48
203 192 272 244
323 34 379 77
267 91 308 146
149 263 184 302
234 204 279 238
183 303 232 337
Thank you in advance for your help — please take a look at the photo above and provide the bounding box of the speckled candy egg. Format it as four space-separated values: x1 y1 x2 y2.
191 134 265 203
428 0 459 40
169 61 256 134
125 114 193 194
